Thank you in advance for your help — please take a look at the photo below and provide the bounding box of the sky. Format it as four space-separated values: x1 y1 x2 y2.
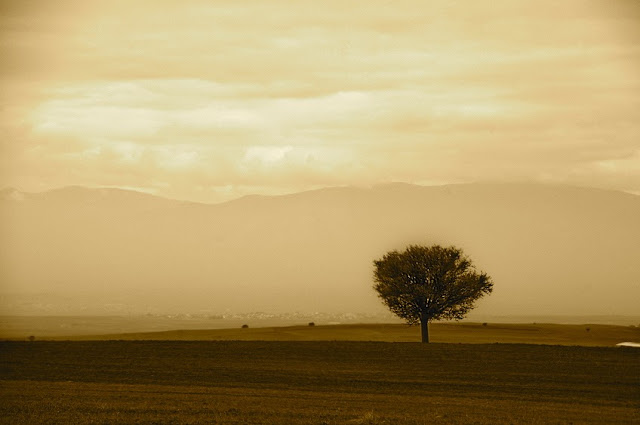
1 0 639 204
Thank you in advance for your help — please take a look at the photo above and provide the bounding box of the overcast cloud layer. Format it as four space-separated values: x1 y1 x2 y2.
1 0 639 203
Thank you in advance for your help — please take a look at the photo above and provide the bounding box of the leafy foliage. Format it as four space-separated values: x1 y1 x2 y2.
373 245 493 325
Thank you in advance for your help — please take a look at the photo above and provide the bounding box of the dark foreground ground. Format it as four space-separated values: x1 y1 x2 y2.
1 341 639 424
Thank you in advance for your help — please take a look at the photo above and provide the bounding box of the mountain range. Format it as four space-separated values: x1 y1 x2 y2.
1 183 639 317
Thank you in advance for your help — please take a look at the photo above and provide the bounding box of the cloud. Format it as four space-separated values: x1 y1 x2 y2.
1 0 639 202
243 146 293 165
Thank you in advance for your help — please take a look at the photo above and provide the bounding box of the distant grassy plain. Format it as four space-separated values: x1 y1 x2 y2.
38 322 640 347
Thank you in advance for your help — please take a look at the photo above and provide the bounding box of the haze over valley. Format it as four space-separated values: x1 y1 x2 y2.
1 183 638 320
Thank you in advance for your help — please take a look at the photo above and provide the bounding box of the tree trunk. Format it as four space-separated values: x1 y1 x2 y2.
420 314 430 343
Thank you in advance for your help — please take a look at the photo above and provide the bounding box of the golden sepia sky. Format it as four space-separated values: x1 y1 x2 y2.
1 0 639 203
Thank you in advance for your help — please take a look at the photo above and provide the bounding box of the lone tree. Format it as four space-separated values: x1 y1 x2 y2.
373 245 493 343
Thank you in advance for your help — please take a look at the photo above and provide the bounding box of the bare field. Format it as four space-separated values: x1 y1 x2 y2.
1 340 638 424
35 322 640 347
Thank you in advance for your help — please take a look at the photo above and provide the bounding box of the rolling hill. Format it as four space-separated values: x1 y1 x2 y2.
1 183 639 317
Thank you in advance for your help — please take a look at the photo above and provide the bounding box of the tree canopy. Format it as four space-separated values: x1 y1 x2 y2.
373 244 493 342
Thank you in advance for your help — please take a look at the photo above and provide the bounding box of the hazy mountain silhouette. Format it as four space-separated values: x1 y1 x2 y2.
1 183 638 316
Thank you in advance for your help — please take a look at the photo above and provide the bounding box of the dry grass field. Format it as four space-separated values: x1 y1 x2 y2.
41 321 640 347
1 323 639 424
